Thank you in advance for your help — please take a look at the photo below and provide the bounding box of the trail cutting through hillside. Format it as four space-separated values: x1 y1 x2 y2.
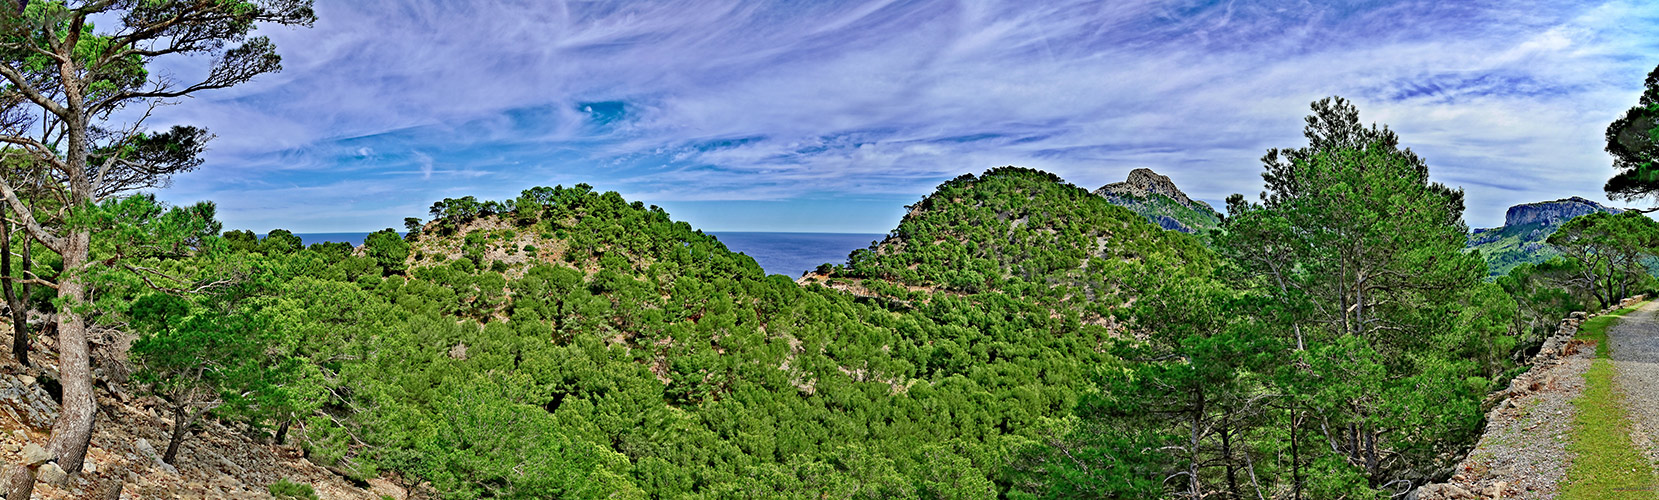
1413 300 1659 500
1602 301 1659 492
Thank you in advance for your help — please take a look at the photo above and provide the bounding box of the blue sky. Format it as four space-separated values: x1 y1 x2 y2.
142 0 1659 233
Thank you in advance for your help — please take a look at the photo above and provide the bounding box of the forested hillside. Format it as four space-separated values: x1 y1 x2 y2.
0 48 1621 496
75 98 1593 500
96 172 1221 499
0 2 1648 499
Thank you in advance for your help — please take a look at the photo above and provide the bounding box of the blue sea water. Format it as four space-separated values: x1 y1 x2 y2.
710 232 884 277
289 231 881 278
291 233 395 247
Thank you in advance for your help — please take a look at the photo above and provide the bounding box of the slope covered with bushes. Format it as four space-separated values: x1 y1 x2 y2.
169 172 1209 498
89 100 1562 500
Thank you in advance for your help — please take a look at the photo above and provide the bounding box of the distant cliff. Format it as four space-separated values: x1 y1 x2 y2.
1468 197 1623 276
1093 168 1222 234
1501 196 1622 227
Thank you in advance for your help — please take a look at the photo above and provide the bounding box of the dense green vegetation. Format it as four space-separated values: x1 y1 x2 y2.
1469 222 1569 276
7 94 1629 498
99 174 1219 498
0 3 1640 498
1604 63 1659 204
1002 97 1525 499
1546 211 1659 309
96 96 1598 499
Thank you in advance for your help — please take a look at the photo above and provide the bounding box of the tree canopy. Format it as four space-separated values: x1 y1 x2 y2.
1605 63 1659 205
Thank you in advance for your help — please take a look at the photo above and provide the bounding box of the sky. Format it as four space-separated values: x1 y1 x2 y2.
138 0 1659 233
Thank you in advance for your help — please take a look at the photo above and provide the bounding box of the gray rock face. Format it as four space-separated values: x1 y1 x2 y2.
1094 168 1209 211
1501 196 1620 228
35 462 66 484
0 373 59 428
134 438 180 475
19 443 49 465
1093 168 1221 234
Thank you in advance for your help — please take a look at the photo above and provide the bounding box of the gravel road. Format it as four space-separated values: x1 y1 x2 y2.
1440 336 1592 499
1610 301 1659 465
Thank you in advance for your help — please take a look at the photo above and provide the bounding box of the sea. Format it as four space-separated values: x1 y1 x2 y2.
709 232 883 277
291 231 883 278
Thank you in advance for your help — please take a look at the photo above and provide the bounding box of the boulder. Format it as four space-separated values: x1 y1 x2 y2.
1408 483 1479 500
370 478 408 500
134 438 179 475
36 462 65 484
19 443 50 465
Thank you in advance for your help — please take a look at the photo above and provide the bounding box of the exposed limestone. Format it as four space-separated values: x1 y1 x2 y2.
19 442 49 465
1500 196 1620 228
1092 168 1222 234
1094 168 1207 209
36 462 66 484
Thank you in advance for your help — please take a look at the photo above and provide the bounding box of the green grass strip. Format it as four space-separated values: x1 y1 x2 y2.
1561 304 1656 499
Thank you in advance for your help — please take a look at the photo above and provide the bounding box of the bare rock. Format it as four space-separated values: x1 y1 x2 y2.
19 443 50 465
1408 483 1478 500
216 454 246 476
369 478 408 500
133 438 156 458
0 375 59 428
36 462 65 484
133 438 179 475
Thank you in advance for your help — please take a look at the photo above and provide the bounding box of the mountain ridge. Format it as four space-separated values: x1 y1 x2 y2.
1092 168 1222 233
1469 196 1624 275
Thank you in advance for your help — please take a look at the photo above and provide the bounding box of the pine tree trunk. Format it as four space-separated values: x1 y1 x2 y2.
1291 410 1302 500
163 405 190 465
44 230 94 474
274 417 291 445
1222 426 1239 499
2 203 28 367
2 465 34 500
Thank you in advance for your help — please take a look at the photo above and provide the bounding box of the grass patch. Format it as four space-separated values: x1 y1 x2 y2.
1561 303 1655 499
1577 304 1642 358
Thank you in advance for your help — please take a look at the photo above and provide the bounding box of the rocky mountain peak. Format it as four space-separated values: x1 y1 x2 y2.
1502 196 1622 228
1094 168 1209 211
1092 168 1221 234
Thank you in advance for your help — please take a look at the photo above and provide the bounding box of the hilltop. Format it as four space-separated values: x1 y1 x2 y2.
1092 168 1222 234
806 167 1214 318
1469 196 1622 275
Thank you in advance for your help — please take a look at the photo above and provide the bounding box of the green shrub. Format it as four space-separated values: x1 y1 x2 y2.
268 479 319 500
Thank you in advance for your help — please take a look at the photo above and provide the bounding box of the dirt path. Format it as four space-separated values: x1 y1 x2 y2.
1550 301 1659 500
1609 301 1659 470
1417 336 1593 499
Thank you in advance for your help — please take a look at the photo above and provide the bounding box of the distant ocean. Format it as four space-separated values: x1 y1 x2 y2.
291 233 394 247
289 231 881 277
711 232 883 277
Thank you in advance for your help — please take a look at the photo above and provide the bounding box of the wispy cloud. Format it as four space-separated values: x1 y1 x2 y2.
140 0 1659 232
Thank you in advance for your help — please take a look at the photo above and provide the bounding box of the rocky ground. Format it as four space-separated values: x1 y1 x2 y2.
0 326 400 499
